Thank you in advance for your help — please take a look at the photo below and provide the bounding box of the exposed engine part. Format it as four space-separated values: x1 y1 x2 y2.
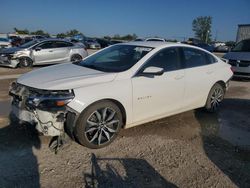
49 134 72 154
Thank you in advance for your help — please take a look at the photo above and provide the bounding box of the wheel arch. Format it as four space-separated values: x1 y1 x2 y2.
70 53 83 60
215 80 226 91
17 56 33 67
78 98 127 128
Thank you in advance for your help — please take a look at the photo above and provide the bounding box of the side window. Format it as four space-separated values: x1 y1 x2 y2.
37 42 54 49
54 41 73 48
183 48 208 68
206 53 218 64
143 47 181 72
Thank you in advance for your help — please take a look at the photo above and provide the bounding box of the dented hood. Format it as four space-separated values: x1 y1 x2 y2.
17 63 117 90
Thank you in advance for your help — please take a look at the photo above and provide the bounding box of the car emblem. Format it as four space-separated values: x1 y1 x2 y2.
237 60 241 63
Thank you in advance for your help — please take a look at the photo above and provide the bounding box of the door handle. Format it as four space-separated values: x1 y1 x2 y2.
49 50 53 52
174 75 184 80
206 70 214 74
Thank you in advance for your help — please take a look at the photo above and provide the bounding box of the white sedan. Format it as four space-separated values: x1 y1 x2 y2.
9 42 233 149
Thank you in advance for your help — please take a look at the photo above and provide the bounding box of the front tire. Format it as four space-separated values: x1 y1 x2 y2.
18 57 33 68
205 83 225 112
71 54 82 63
75 101 123 149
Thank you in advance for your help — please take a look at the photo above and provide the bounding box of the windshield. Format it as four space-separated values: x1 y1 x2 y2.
232 39 250 52
19 40 38 48
77 44 153 72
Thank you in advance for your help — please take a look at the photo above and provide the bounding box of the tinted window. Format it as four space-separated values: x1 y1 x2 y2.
206 53 217 64
232 39 250 52
143 48 181 72
54 41 73 48
183 48 208 68
38 42 54 49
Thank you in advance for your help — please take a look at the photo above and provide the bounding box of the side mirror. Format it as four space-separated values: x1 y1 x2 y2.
140 66 164 76
34 47 42 51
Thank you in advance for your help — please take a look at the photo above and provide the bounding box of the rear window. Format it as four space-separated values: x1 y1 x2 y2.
183 47 208 68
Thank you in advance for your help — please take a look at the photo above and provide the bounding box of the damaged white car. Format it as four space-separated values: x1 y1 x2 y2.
9 42 233 149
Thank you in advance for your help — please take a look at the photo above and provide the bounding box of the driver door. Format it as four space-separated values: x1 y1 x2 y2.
131 47 185 123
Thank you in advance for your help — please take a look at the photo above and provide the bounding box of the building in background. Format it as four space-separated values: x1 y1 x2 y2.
236 24 250 42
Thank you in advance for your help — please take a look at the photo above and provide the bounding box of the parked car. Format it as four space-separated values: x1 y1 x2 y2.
9 42 233 149
195 43 214 52
0 39 88 68
0 38 11 48
223 38 250 78
214 45 230 53
10 37 23 47
85 39 101 49
95 38 112 48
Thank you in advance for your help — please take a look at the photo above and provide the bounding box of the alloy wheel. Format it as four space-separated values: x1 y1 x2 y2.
84 107 120 145
210 87 224 110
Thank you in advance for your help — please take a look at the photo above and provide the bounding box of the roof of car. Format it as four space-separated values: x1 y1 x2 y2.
121 41 180 48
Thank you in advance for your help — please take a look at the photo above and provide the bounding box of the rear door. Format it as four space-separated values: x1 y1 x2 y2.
181 47 216 110
51 41 72 63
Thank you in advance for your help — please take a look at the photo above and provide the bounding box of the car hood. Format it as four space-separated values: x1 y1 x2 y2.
223 52 250 61
0 47 22 54
17 63 117 90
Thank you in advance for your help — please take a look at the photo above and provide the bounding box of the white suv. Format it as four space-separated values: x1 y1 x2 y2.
9 42 233 149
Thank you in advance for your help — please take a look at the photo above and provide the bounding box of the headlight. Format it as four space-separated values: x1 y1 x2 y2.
26 90 75 109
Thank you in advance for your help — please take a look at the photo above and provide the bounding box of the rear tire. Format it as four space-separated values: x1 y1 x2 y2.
18 57 33 68
205 83 225 112
74 101 123 149
71 54 82 63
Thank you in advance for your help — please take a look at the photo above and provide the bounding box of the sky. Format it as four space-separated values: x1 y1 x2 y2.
1 0 250 41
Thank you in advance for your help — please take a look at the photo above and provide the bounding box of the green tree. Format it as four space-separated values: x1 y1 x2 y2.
192 16 212 43
30 30 49 36
14 27 29 34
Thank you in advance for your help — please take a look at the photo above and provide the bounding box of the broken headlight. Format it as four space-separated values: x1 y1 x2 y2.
26 90 75 109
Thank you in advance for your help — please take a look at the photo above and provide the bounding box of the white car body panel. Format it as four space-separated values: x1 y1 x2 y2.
15 42 233 132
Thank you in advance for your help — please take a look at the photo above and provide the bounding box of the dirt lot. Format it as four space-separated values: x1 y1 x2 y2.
0 65 249 187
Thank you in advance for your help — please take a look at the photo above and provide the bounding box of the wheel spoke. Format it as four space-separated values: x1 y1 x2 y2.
103 129 110 141
106 111 116 121
87 119 98 126
85 127 98 133
98 130 102 145
90 131 99 143
94 111 102 122
102 107 108 121
105 126 117 133
106 119 119 126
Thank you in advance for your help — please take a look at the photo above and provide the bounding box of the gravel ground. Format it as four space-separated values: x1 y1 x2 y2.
0 67 249 187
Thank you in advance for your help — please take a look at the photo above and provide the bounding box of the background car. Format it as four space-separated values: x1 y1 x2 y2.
223 38 250 78
214 45 230 52
95 38 112 48
0 39 88 68
0 38 12 48
10 42 232 149
85 39 101 49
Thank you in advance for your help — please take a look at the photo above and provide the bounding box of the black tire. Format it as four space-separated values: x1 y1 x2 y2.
71 54 82 63
205 83 225 112
75 101 123 149
18 57 33 68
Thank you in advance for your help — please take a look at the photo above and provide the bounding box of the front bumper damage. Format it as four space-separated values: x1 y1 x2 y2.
9 82 79 152
0 53 19 68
